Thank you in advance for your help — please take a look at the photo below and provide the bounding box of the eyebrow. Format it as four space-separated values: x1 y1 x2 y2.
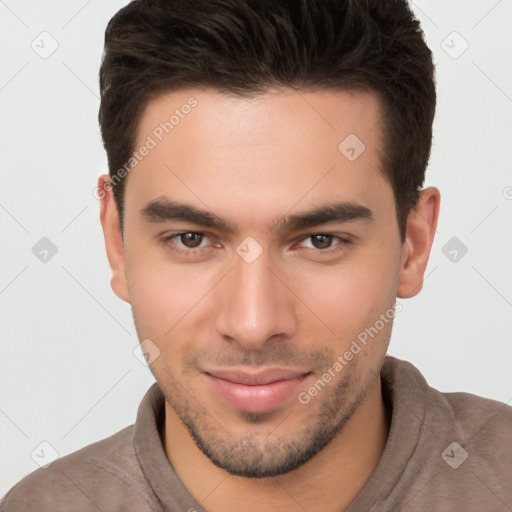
141 196 372 233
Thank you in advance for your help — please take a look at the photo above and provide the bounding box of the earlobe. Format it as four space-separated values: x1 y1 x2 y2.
98 175 131 303
397 187 440 299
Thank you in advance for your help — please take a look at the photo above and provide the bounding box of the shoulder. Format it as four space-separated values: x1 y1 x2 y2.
1 426 160 512
443 389 512 430
384 356 512 470
424 390 512 507
398 356 512 453
440 389 512 461
413 362 512 496
380 357 512 508
384 356 512 444
420 365 512 446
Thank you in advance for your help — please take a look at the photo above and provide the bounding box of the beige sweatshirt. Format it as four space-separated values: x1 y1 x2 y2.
2 356 511 511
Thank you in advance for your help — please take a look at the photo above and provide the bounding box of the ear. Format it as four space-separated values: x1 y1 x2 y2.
397 187 441 298
98 175 131 303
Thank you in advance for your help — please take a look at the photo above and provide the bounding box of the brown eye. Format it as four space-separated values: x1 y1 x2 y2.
297 233 351 253
179 232 204 248
310 234 333 249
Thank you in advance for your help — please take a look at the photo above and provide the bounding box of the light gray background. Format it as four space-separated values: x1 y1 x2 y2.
1 0 511 496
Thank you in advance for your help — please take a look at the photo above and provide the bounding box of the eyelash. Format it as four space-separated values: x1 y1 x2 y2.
159 232 352 257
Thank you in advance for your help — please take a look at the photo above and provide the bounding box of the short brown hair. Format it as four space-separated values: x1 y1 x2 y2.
98 0 436 239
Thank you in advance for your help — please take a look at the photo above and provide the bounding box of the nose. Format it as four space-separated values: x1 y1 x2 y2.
214 246 297 351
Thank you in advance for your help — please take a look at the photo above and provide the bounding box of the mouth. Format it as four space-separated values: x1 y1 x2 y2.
203 368 312 414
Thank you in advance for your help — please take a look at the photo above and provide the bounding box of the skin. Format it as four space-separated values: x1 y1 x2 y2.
99 87 440 512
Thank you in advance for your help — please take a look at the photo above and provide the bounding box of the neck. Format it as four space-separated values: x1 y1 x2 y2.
163 377 389 512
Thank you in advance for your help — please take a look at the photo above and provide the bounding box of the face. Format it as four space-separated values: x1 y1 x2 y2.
104 87 411 477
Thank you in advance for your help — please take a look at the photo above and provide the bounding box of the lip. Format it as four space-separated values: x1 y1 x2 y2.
203 367 311 413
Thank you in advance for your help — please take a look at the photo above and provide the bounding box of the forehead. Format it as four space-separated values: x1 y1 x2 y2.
137 87 383 151
125 87 393 227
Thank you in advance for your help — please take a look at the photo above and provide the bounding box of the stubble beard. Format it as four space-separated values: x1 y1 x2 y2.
159 364 381 478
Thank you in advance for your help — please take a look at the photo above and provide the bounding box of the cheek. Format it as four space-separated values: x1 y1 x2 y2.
124 245 209 339
292 249 400 349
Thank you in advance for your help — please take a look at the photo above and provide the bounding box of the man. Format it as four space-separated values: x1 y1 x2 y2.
2 0 511 511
